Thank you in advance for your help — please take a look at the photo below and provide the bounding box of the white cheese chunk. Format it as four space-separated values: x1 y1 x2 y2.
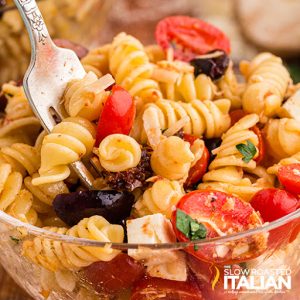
127 214 178 265
147 252 187 281
278 89 300 121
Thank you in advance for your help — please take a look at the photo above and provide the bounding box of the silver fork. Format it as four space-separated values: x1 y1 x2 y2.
13 0 107 189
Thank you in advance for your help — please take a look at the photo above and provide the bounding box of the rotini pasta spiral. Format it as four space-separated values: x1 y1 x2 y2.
132 98 231 144
81 44 111 78
62 72 113 121
199 166 274 202
0 143 40 176
0 163 39 225
198 114 274 201
109 33 162 106
217 62 242 109
97 134 142 172
32 117 96 185
240 53 291 120
0 117 41 148
22 216 124 272
208 114 260 171
134 178 184 218
24 174 69 212
264 118 300 160
151 136 195 181
152 59 218 102
2 82 33 121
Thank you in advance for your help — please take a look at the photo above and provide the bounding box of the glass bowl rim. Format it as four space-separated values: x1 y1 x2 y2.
0 209 299 250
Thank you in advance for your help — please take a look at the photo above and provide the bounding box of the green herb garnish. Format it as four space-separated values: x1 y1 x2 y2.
236 140 257 163
10 236 20 244
176 209 207 241
194 244 199 251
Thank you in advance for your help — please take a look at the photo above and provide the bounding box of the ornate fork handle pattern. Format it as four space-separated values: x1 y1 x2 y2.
14 0 49 46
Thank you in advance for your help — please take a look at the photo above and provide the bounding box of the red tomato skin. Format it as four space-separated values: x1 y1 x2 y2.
172 190 264 264
83 253 145 294
185 147 210 188
250 188 299 222
229 109 246 126
130 276 204 300
278 164 300 195
96 85 135 145
183 134 210 188
155 16 230 61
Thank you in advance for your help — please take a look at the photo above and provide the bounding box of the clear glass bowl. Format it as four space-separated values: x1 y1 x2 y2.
0 209 298 300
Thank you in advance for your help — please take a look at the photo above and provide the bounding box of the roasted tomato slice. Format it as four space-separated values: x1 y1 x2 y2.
229 110 265 164
171 190 266 264
183 134 210 188
83 253 145 294
278 164 300 195
131 276 204 300
155 16 230 61
96 85 135 145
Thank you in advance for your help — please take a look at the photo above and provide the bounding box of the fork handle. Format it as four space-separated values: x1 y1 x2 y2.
13 0 55 55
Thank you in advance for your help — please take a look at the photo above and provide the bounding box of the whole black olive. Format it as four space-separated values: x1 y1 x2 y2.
190 49 229 80
205 138 222 162
53 190 134 226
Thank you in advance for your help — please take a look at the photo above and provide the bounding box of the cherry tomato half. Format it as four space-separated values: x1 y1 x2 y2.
131 276 204 300
83 253 145 294
278 164 300 195
96 85 135 145
155 16 230 62
171 190 265 264
250 188 299 223
229 110 265 164
183 134 210 188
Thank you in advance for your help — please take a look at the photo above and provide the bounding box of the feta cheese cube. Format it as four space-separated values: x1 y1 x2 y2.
127 214 177 265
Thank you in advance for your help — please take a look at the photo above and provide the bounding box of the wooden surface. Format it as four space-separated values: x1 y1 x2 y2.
0 266 32 300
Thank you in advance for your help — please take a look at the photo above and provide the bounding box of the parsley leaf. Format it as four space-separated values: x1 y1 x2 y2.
236 140 257 163
176 209 207 241
194 244 199 251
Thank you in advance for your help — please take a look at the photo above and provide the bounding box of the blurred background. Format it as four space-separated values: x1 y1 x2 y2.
0 0 299 299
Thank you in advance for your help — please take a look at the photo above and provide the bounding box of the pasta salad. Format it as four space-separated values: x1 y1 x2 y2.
0 15 299 299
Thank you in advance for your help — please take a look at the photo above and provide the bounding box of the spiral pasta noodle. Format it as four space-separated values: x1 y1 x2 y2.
62 72 114 121
22 216 124 272
151 136 194 181
0 143 40 176
264 118 300 160
81 44 111 78
0 117 41 148
32 117 96 185
240 53 291 120
0 163 39 225
134 178 184 218
217 62 242 109
152 59 218 102
109 33 162 106
24 174 69 213
132 98 231 144
97 134 142 172
2 82 33 121
198 114 268 201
